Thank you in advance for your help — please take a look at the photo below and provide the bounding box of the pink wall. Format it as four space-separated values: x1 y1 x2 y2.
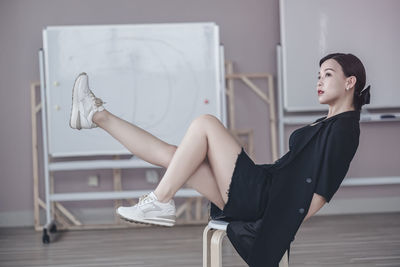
0 0 399 222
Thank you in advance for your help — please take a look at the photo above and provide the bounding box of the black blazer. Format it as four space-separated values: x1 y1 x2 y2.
225 110 361 266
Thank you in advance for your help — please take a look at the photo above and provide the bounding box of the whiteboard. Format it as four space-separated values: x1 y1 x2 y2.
42 23 223 157
279 0 400 111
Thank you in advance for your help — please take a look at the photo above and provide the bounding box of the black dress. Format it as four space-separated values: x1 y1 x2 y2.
208 112 358 265
208 147 280 262
210 147 277 222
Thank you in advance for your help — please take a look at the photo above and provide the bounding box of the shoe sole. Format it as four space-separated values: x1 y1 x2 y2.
69 72 86 130
117 212 175 227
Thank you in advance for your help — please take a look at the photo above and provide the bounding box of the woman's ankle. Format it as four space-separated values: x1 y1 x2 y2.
92 109 108 124
153 190 172 203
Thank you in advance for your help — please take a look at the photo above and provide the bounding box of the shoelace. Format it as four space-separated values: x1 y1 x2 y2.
88 89 106 107
137 193 153 206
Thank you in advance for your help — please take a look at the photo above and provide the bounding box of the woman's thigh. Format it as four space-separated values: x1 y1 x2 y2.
192 114 242 205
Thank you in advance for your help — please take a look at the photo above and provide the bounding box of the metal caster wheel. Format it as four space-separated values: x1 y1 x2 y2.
42 229 50 244
42 220 57 244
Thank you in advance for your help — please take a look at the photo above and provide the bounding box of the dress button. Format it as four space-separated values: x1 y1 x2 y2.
306 177 312 183
299 208 305 214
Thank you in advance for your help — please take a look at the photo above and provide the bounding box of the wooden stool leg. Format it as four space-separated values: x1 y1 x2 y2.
279 249 289 267
210 230 226 267
205 224 289 267
203 226 214 267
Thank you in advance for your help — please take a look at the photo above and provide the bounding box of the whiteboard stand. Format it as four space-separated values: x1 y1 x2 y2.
39 49 55 243
37 42 224 242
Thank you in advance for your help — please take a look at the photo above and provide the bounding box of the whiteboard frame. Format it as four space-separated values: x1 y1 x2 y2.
38 24 227 228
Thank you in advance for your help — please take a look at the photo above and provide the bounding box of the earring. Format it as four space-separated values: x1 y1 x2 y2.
346 87 350 91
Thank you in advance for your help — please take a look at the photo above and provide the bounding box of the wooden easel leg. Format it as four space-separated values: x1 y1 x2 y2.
31 82 41 231
195 196 202 221
113 164 123 223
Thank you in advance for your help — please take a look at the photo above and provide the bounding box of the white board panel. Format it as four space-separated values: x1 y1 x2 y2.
42 23 222 157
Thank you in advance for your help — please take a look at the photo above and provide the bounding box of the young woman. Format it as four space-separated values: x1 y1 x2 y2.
69 52 370 265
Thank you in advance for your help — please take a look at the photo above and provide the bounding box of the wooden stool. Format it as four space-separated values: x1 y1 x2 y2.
203 219 289 267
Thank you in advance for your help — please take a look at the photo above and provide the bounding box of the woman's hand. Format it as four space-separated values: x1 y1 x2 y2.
303 193 326 222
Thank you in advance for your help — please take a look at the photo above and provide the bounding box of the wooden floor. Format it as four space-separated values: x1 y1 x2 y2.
1 212 399 266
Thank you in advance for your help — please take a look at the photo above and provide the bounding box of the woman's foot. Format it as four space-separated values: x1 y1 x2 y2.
116 191 177 227
69 72 106 130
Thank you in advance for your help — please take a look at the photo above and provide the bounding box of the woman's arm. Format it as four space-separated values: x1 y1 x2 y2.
303 193 326 222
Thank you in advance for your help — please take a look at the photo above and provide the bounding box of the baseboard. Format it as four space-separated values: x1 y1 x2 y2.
0 210 34 227
1 196 399 227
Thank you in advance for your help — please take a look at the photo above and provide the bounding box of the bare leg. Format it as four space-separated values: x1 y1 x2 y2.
93 110 240 210
153 114 242 205
93 109 174 168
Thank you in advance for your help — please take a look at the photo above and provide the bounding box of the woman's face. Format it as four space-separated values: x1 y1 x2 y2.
316 58 355 106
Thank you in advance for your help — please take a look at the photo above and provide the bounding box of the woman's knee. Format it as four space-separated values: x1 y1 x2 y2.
191 114 220 131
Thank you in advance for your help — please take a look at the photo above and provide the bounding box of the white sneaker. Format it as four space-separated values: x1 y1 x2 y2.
69 72 105 130
116 191 176 227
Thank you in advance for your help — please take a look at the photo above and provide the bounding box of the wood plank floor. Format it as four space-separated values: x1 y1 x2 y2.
0 212 399 266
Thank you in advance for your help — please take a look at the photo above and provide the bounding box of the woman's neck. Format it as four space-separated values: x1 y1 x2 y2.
326 105 355 119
